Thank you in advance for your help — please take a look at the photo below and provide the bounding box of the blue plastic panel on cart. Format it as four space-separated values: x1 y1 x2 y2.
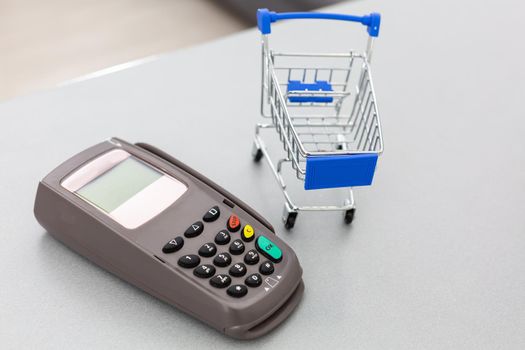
288 80 333 103
304 153 378 190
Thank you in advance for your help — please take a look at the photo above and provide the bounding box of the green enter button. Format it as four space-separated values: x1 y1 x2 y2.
256 235 283 263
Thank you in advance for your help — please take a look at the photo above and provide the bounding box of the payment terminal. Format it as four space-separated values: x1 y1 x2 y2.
34 138 304 339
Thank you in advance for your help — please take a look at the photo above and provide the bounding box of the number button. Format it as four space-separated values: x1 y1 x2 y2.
244 250 260 265
227 215 241 232
241 225 255 242
198 243 217 257
214 230 231 245
227 284 248 298
259 261 274 275
162 236 184 254
178 254 200 268
213 252 232 267
229 239 245 255
203 206 220 222
245 273 262 287
229 263 247 277
184 221 204 238
210 274 231 288
193 264 216 278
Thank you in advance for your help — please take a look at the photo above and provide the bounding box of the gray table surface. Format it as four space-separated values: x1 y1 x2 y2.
2 0 524 349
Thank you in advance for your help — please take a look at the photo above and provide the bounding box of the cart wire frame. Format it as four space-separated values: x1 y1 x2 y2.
252 9 383 228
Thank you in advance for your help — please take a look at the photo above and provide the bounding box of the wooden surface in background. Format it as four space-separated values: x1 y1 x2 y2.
0 0 248 101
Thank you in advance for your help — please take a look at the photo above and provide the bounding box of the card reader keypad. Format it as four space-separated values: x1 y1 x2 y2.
163 204 283 298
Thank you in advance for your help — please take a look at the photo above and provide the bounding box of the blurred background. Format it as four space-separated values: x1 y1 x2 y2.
0 0 342 101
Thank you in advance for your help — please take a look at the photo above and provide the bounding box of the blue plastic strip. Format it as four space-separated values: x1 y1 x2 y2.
288 80 333 103
257 8 381 37
304 153 378 190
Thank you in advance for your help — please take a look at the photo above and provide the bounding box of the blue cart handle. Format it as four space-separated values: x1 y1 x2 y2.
257 8 380 37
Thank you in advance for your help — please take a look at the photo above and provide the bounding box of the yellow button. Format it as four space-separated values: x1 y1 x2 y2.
242 225 255 242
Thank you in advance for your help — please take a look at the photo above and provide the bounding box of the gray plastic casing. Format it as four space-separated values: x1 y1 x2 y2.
33 138 304 340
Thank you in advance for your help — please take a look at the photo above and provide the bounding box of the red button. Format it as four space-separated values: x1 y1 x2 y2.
227 215 241 232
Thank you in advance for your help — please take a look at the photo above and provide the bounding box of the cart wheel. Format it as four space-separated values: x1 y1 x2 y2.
344 208 355 224
284 212 298 229
252 142 263 162
282 203 298 229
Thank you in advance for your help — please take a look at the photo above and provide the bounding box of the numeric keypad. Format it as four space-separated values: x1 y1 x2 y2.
161 204 284 298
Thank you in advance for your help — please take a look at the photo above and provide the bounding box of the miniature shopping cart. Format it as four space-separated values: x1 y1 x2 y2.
252 9 383 228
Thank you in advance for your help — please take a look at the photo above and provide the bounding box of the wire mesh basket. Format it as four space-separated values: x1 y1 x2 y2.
252 9 383 228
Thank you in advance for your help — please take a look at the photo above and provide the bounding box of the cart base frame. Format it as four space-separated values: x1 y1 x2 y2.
253 123 356 229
